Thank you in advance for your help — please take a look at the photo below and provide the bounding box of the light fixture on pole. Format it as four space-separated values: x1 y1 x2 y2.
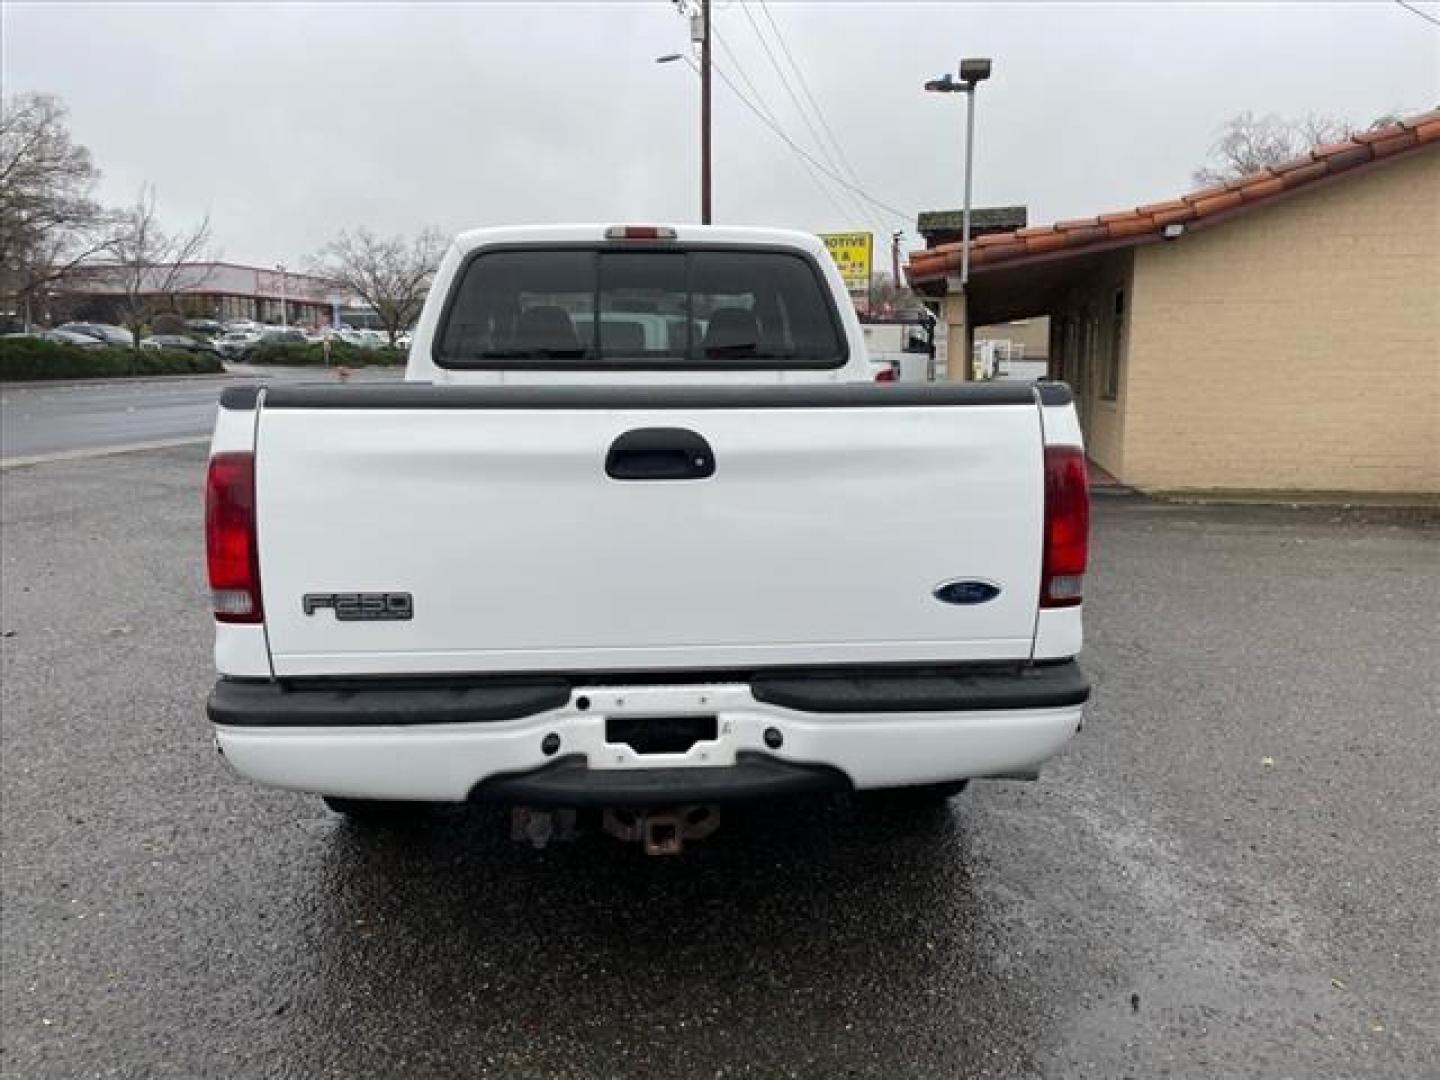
924 57 992 288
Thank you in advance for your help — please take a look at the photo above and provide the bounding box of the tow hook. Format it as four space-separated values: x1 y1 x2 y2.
601 805 721 856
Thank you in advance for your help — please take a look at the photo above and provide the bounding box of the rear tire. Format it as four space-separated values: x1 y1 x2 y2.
322 796 428 823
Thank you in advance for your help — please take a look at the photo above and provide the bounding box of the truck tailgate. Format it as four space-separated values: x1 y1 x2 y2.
254 384 1045 677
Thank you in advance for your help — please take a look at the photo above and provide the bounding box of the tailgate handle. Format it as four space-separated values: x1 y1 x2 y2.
606 428 715 481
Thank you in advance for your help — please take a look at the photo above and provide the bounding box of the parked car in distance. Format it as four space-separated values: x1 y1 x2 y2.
55 322 135 347
214 331 261 358
2 329 107 347
331 326 374 348
185 319 225 337
141 334 222 355
236 328 307 359
222 320 260 334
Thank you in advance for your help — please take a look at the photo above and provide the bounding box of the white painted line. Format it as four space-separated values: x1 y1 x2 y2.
0 436 210 469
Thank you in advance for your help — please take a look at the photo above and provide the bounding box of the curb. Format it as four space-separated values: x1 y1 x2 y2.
0 372 242 391
0 436 210 469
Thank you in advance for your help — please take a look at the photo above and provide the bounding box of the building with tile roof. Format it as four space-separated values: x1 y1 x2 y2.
907 110 1439 496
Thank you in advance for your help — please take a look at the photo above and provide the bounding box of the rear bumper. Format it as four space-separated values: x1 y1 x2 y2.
210 663 1087 803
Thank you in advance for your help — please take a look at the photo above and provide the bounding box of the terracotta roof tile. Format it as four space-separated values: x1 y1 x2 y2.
906 108 1438 287
1370 130 1419 159
1269 154 1321 176
1191 189 1247 216
1278 160 1329 188
1322 145 1372 173
1136 197 1188 215
1152 205 1198 227
1058 223 1111 246
1229 168 1277 189
1311 139 1360 159
1236 175 1286 201
1020 230 1071 255
977 240 1028 262
1107 214 1155 239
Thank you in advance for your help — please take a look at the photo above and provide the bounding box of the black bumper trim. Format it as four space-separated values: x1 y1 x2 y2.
208 677 571 727
470 752 851 806
750 660 1089 714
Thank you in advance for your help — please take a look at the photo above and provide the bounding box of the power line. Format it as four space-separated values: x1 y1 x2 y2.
712 28 856 224
736 1 882 233
1394 0 1440 27
685 53 912 224
757 0 867 193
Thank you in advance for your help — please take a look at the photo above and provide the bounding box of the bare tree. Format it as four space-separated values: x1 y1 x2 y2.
101 186 212 348
1193 111 1399 186
0 92 113 327
868 272 922 317
312 228 445 346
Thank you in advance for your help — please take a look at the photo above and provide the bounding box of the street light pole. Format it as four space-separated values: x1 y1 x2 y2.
960 86 977 287
924 58 992 288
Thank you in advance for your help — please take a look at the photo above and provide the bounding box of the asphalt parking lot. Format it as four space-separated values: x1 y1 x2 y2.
2 445 1437 1079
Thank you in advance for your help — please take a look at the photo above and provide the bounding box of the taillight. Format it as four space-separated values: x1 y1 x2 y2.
1042 445 1089 608
874 364 897 382
206 452 262 623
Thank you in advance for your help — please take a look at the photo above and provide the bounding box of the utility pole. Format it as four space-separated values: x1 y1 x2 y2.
700 0 712 224
660 0 713 223
891 231 902 289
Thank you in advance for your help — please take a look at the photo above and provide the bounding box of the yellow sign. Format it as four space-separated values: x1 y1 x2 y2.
819 232 873 293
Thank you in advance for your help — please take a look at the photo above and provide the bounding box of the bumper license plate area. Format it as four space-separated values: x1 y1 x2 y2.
605 714 718 756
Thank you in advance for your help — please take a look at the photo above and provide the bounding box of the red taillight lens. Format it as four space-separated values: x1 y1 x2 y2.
874 365 897 382
206 452 262 623
1042 445 1089 608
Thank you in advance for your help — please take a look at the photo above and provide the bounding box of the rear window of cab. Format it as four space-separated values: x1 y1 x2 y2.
433 247 847 369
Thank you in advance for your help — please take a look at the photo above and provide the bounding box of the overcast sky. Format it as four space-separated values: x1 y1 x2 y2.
4 2 1436 267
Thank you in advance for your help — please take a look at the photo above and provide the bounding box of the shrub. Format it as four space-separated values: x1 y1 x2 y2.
245 341 405 367
0 338 224 381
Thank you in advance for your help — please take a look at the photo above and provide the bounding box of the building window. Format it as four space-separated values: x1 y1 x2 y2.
1101 288 1125 401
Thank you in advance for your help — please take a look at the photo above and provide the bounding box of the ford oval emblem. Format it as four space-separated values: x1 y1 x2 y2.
933 579 1001 605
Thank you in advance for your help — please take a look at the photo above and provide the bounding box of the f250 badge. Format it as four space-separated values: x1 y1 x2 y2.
302 592 414 621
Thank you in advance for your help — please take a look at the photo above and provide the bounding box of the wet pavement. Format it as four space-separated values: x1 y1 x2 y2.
2 445 1437 1078
0 365 400 460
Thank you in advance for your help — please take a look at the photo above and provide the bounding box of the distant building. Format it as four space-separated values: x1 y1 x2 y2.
907 111 1440 497
916 206 1027 249
52 262 359 327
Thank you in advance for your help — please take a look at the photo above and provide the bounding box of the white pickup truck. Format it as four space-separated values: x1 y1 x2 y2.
206 224 1090 853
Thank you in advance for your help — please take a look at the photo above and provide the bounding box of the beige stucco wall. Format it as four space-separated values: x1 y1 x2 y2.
1123 148 1440 494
